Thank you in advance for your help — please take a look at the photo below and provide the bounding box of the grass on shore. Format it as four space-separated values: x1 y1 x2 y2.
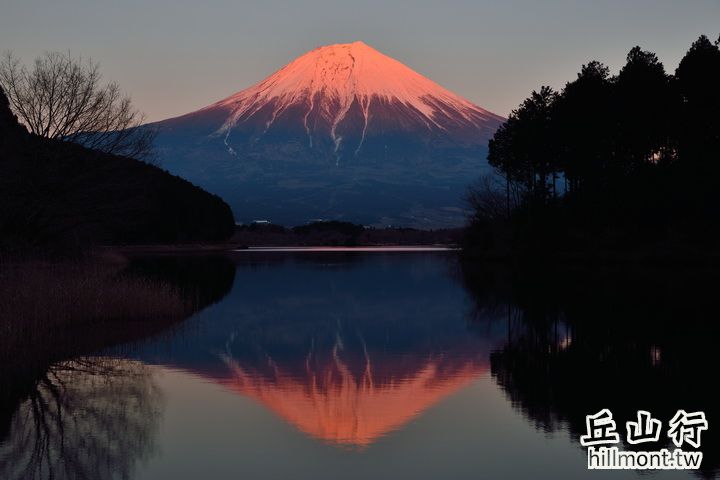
0 258 195 365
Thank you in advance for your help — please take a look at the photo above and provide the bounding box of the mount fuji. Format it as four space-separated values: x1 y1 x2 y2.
151 41 504 227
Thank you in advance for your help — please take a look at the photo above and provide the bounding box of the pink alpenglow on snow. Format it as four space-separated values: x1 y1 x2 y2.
205 41 502 154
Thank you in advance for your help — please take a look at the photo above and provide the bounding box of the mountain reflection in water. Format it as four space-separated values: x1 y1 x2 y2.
220 342 487 447
1 252 719 480
128 252 504 448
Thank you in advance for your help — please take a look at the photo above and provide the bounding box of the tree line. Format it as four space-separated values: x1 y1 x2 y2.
467 35 720 256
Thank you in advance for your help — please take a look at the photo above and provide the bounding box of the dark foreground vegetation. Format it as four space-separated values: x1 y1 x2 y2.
0 87 234 255
0 255 235 367
232 220 461 247
465 35 720 260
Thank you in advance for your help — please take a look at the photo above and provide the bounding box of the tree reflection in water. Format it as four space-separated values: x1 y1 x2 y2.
0 255 236 480
462 264 720 479
0 357 161 480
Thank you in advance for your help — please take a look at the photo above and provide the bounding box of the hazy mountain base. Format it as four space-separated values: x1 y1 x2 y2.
156 132 491 227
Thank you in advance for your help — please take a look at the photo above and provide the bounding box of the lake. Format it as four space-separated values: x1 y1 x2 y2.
1 250 718 479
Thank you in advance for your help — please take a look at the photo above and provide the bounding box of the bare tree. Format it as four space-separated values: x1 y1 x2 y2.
0 51 156 161
465 173 524 222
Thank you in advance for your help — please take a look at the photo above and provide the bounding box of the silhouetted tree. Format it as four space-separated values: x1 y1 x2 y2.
467 35 720 257
614 47 676 171
487 117 519 216
553 61 614 194
0 51 155 161
488 86 559 204
675 35 720 168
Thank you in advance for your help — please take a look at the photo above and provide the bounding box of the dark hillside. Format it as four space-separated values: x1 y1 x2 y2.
0 88 235 254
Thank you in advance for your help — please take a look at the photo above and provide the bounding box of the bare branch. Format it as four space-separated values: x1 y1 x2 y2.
0 51 155 160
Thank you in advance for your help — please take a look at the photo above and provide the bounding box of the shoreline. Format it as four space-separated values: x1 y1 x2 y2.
97 243 460 255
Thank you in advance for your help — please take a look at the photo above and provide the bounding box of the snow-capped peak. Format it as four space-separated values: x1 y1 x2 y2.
213 41 488 119
200 42 501 146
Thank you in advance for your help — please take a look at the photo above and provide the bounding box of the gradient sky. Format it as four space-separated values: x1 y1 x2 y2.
2 0 718 121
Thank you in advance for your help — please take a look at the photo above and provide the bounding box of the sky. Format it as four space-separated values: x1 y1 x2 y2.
1 0 719 122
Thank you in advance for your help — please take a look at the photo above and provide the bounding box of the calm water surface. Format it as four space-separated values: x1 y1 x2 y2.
1 251 718 479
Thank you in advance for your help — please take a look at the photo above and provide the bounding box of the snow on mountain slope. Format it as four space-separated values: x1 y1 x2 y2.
210 41 497 143
161 41 503 160
151 42 504 227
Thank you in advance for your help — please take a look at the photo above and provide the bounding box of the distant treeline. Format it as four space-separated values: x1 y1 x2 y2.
234 221 461 247
0 87 235 255
465 35 720 258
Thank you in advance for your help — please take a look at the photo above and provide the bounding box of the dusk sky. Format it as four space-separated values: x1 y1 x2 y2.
2 0 719 121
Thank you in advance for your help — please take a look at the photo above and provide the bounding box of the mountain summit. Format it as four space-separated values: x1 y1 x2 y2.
203 41 501 159
152 42 504 226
